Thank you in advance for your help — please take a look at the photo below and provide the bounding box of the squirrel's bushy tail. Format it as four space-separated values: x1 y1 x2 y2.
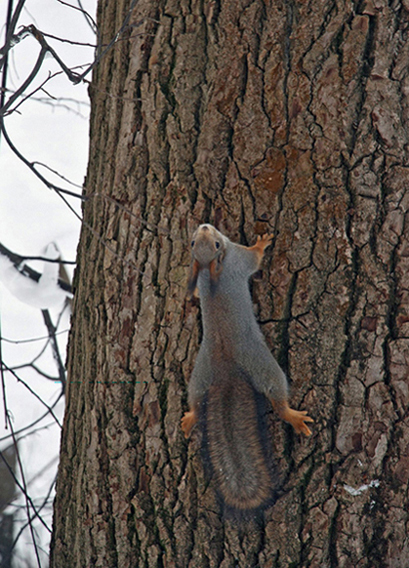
200 368 277 517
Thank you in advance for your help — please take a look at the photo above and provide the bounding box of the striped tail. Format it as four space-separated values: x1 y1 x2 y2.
200 369 277 516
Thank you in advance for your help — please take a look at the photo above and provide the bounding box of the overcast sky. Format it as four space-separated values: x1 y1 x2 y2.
0 1 96 565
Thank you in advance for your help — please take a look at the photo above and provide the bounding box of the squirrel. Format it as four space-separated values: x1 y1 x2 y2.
181 224 313 516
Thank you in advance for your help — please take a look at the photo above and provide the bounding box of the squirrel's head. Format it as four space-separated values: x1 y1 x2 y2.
188 224 226 296
191 224 225 266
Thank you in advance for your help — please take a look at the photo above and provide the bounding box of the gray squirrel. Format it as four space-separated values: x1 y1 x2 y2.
181 224 313 515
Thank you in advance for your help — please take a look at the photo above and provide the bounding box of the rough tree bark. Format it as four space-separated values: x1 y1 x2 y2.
50 0 409 566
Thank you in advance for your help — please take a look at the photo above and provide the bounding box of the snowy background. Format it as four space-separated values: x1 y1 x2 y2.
0 1 96 565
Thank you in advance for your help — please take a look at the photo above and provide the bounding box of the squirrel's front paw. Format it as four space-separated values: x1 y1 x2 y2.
181 410 197 438
256 233 274 253
251 233 274 257
258 233 274 245
285 408 314 436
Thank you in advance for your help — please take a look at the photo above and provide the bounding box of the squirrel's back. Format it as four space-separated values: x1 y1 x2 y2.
200 365 277 516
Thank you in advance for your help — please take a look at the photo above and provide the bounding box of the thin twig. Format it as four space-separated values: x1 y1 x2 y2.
3 424 46 567
76 0 140 82
0 314 8 430
2 364 62 428
41 311 66 391
0 121 86 201
0 329 69 345
6 69 62 116
0 392 63 443
31 364 60 381
0 0 27 147
57 0 98 32
85 192 171 236
33 162 84 188
77 0 98 34
4 473 57 566
0 46 47 116
40 31 97 48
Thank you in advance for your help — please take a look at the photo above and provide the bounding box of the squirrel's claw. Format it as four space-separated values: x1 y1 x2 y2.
250 233 274 258
286 408 314 436
274 403 314 436
181 410 197 438
257 233 274 246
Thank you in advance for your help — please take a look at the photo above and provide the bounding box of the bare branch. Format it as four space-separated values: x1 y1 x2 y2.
0 121 86 201
6 69 63 116
39 31 97 48
0 0 27 74
41 311 66 391
57 0 98 33
24 25 83 84
1 330 69 345
76 0 98 34
0 46 48 116
31 364 61 381
0 391 63 443
33 162 83 189
4 472 56 567
0 315 8 430
2 365 62 428
1 427 50 568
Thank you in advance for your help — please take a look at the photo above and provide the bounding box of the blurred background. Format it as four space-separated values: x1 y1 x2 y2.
0 1 96 565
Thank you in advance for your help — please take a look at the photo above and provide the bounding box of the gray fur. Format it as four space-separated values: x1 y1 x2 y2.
189 228 288 407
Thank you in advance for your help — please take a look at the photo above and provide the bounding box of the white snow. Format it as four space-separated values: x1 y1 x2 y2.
344 479 380 496
0 243 72 309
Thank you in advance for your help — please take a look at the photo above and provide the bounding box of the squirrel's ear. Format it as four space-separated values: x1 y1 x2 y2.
188 259 200 297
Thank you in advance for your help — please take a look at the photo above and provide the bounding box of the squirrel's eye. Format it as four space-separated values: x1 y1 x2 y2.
215 241 220 249
191 240 195 247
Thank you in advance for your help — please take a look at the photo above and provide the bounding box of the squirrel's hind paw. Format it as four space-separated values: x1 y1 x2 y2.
283 407 314 436
181 410 197 438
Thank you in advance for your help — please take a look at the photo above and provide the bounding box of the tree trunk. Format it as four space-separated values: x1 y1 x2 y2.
50 0 409 566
